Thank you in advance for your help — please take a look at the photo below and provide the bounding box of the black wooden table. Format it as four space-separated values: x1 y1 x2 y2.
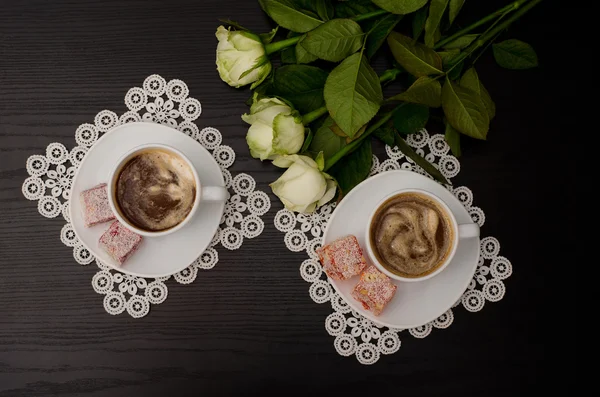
1 1 562 395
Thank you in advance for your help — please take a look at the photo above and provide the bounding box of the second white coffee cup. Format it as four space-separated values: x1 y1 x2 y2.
365 188 479 282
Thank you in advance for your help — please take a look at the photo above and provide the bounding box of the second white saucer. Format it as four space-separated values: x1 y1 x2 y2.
323 170 480 329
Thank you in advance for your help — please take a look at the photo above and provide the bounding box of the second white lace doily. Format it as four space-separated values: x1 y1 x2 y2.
274 130 512 364
22 74 271 318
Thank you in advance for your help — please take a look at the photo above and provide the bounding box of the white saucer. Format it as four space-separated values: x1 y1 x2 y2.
323 170 480 329
69 122 225 278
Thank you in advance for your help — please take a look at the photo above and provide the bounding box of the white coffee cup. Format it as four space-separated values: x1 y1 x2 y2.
107 143 228 237
365 188 479 282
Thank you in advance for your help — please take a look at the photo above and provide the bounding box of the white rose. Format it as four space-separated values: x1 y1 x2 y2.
270 154 337 213
216 25 271 88
242 96 305 161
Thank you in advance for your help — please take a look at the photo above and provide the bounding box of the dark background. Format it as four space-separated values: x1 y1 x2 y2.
0 1 563 396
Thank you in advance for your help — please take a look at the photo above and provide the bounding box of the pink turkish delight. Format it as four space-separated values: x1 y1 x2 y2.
80 183 115 227
351 266 397 316
99 221 142 265
317 235 367 280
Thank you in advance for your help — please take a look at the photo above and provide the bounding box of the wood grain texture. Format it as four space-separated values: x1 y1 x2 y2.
0 0 565 395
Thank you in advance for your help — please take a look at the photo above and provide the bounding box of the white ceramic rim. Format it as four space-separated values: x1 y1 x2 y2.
106 143 201 237
364 188 459 282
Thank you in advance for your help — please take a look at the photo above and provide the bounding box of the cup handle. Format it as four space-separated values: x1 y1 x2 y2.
201 186 229 202
458 223 480 239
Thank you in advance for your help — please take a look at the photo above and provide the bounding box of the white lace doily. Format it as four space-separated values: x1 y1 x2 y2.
274 129 512 364
23 74 271 318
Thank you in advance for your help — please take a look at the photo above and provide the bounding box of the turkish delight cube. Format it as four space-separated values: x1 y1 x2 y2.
80 183 115 227
317 235 367 280
99 221 143 265
351 265 397 316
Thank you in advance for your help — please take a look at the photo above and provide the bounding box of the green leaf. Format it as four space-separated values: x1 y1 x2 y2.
438 48 459 65
365 14 402 59
297 8 320 19
259 0 323 33
412 6 428 40
460 67 496 120
344 124 368 143
443 34 478 50
393 104 429 135
388 76 442 107
459 68 484 97
296 35 319 63
433 25 442 43
424 0 449 48
302 19 364 62
329 122 351 138
374 126 396 146
448 61 463 80
479 84 496 120
387 31 443 77
438 49 464 80
281 47 297 63
309 116 348 159
218 19 248 30
271 65 328 114
492 39 538 69
394 133 449 184
313 0 334 20
372 0 429 15
280 32 300 63
301 127 314 153
294 0 334 20
442 78 489 140
259 27 279 44
334 0 379 18
448 0 465 25
329 138 372 195
444 119 461 157
324 52 383 137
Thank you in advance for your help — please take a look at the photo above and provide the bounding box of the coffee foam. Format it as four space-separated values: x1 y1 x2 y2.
115 149 196 232
370 193 452 277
